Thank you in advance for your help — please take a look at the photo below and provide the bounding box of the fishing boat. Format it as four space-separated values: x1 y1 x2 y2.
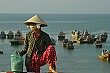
58 31 65 40
15 30 22 37
62 39 68 47
9 36 25 45
71 30 80 40
7 31 14 39
77 36 86 44
85 35 95 44
0 31 6 39
66 41 74 49
50 38 56 45
97 32 108 42
0 50 3 54
99 49 110 61
94 40 102 48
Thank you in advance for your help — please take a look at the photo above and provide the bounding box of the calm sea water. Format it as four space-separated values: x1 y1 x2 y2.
0 13 110 73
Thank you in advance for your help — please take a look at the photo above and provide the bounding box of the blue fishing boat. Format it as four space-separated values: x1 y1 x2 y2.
9 36 25 45
0 31 6 39
15 30 22 37
7 31 14 39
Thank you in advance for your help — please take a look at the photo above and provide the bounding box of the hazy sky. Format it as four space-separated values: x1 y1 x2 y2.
0 0 110 14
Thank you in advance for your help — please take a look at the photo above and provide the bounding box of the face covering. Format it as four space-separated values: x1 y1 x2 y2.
27 24 41 30
27 25 36 30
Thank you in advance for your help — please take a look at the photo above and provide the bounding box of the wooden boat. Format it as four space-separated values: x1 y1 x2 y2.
71 30 80 37
50 38 56 45
94 40 102 48
85 35 95 44
77 36 86 44
15 30 22 37
98 35 107 42
7 31 14 39
103 32 108 38
66 41 74 49
58 31 65 40
99 50 110 61
97 32 108 42
10 40 24 45
0 50 3 54
62 39 68 47
9 36 25 45
0 31 6 39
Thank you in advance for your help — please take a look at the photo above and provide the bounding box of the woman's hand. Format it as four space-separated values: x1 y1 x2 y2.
14 51 20 54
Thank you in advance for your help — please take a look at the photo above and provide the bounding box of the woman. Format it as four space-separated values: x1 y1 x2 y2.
16 15 58 73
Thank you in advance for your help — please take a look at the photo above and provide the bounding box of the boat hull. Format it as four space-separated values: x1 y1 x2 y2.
58 36 65 40
10 40 24 45
95 44 102 48
99 53 110 61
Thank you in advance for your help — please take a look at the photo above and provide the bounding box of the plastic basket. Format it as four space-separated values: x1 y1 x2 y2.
11 53 23 72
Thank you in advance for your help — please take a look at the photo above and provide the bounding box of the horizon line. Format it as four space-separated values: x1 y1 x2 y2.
0 12 110 14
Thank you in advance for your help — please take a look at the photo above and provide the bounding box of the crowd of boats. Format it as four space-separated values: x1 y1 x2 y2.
0 30 25 45
58 30 108 48
58 30 110 61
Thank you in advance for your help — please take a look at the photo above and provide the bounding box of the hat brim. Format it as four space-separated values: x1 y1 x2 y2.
24 22 48 27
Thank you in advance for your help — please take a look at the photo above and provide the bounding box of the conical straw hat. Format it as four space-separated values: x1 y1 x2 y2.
24 15 48 27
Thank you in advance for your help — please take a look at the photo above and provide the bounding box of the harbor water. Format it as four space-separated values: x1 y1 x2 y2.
0 13 110 73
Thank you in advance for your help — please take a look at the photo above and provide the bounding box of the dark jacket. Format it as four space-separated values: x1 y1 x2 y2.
19 30 51 66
